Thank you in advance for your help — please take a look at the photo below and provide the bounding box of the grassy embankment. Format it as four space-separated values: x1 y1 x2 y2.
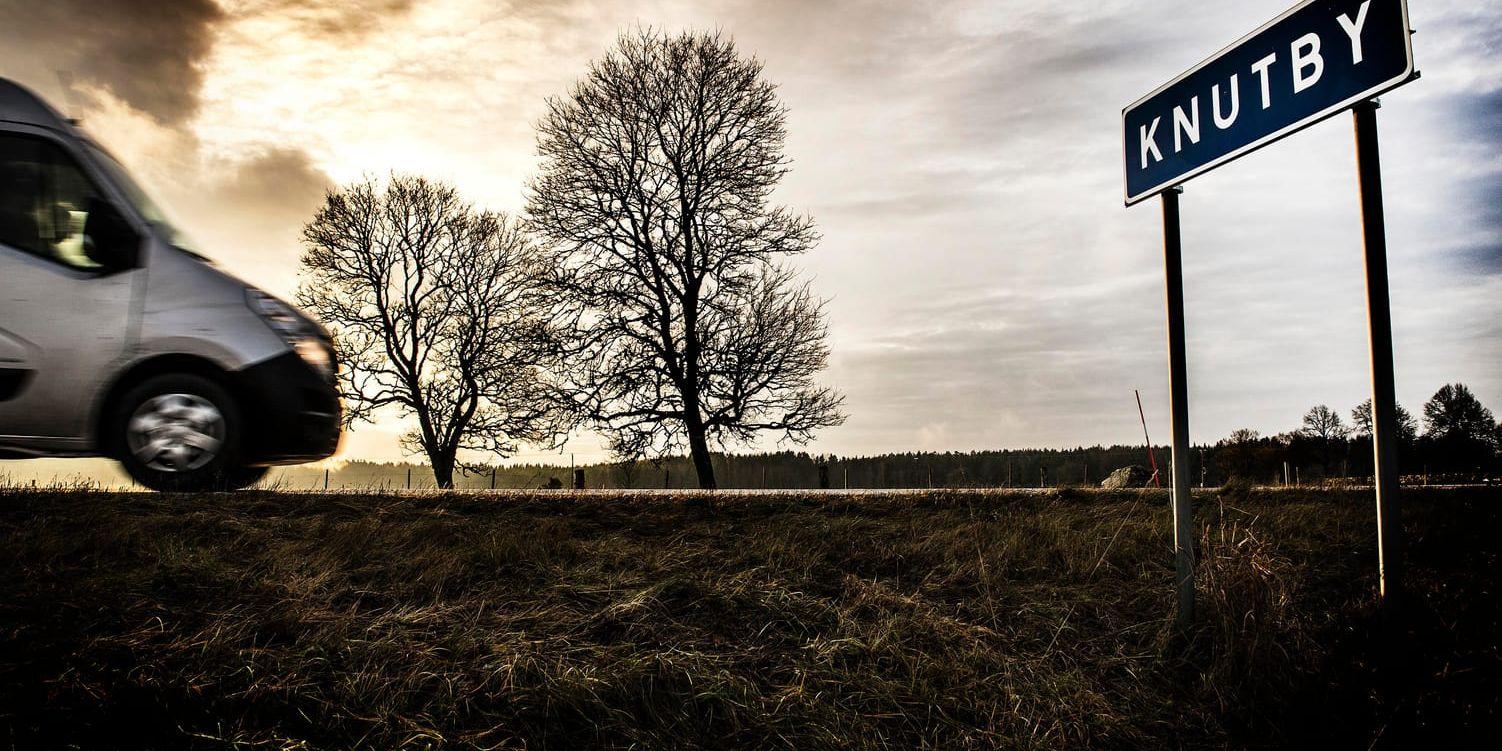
0 486 1497 748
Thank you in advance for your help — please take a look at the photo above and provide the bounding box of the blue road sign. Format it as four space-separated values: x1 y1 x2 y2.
1123 0 1415 205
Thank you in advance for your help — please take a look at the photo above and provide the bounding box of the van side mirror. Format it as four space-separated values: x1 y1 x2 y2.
82 198 140 271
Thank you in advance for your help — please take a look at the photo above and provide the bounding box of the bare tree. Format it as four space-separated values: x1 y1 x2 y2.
1300 405 1348 443
526 30 844 489
1422 383 1496 445
1215 428 1263 482
298 175 566 488
1351 398 1417 443
1300 404 1349 478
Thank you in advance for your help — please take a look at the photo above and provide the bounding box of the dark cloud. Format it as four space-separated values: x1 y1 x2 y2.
252 0 414 39
0 0 417 125
147 146 334 289
1456 89 1502 274
212 147 332 219
0 0 224 124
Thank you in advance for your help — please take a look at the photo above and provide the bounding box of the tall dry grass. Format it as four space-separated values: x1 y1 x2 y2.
0 486 1496 748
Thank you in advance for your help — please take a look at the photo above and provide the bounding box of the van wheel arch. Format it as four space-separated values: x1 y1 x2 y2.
94 354 237 457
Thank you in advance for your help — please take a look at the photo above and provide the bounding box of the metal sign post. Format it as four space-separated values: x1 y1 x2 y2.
1124 0 1419 617
1353 100 1403 601
1161 188 1195 628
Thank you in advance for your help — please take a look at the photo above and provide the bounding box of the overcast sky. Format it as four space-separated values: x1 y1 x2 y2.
1 0 1497 466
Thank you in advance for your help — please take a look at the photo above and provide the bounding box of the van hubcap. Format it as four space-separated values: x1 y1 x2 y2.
127 394 225 472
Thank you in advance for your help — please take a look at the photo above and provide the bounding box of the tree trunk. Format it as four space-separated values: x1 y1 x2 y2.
430 450 456 490
685 416 717 490
679 339 717 488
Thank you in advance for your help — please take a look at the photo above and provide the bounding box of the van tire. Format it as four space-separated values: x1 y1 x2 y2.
110 373 249 493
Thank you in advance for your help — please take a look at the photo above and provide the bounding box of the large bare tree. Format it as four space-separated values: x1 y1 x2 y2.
299 175 566 488
527 30 844 489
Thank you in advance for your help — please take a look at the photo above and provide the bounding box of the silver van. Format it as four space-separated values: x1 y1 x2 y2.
0 79 340 491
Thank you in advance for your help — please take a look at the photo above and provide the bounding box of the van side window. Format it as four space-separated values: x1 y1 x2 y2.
0 133 116 270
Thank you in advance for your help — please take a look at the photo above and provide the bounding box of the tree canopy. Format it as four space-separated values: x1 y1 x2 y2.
527 30 844 488
299 175 568 488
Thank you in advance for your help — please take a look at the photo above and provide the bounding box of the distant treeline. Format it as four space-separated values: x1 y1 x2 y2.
271 382 1501 490
274 447 1167 492
272 448 1162 491
273 439 1496 492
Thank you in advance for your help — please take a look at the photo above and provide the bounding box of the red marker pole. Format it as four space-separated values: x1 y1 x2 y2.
1136 389 1162 488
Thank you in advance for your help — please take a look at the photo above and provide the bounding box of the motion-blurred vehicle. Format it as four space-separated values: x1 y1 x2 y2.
0 78 340 491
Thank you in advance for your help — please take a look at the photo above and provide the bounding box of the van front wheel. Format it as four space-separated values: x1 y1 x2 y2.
111 373 251 492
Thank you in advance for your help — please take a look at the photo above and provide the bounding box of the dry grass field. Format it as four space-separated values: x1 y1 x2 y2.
0 486 1497 749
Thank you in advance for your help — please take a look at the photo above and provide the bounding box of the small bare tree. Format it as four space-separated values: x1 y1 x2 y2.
298 175 566 488
527 30 844 489
1300 404 1349 478
1300 405 1348 443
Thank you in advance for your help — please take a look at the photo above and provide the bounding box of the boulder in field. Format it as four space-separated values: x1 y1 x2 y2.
1101 465 1153 489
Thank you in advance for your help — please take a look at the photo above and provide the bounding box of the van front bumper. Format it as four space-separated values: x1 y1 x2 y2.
230 352 342 465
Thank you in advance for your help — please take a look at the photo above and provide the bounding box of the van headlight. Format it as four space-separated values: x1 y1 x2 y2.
247 289 336 381
247 289 305 338
293 338 336 381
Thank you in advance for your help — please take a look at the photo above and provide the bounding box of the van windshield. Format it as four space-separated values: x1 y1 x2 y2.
80 140 200 254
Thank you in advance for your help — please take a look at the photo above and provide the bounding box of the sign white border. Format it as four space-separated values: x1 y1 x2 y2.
1122 0 1415 206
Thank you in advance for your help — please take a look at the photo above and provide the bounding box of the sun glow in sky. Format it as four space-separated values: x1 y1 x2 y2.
1 0 1497 468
